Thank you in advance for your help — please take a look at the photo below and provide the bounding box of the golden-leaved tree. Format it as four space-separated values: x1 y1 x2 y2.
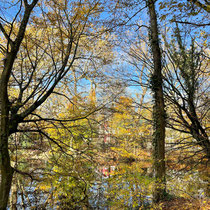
0 0 115 208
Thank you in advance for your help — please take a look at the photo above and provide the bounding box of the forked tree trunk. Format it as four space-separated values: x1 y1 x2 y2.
0 2 38 208
147 0 166 203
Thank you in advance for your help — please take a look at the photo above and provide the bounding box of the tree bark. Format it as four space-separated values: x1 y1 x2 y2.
0 2 38 208
147 0 166 203
0 66 14 209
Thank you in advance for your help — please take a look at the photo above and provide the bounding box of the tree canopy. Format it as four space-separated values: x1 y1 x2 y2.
0 0 209 209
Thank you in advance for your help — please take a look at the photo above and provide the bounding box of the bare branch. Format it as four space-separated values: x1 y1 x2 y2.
174 20 210 27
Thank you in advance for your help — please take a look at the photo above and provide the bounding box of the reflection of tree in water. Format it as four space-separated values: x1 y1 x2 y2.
8 159 209 209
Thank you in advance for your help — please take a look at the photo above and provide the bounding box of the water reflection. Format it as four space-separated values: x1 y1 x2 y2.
8 161 209 209
9 162 153 209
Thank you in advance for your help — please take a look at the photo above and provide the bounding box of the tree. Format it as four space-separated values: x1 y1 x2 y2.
163 26 210 161
0 1 39 207
147 0 166 203
109 0 167 203
159 0 210 27
37 95 98 208
0 0 107 208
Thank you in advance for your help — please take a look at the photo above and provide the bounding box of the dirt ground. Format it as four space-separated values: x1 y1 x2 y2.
153 197 210 210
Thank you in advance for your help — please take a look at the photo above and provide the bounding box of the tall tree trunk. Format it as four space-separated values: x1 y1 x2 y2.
147 0 166 203
0 68 14 209
0 2 38 208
